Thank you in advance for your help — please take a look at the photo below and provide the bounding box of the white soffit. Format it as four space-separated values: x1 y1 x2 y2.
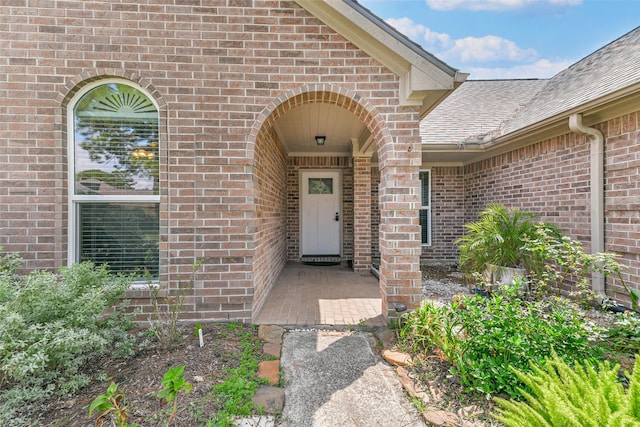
294 0 467 109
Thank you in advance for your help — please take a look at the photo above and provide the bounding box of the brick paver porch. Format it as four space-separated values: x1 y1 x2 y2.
253 262 385 327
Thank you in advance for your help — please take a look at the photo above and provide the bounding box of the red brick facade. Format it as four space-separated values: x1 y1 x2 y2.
4 1 636 317
458 111 640 304
1 0 425 321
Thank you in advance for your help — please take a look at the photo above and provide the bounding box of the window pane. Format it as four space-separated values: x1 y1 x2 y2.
420 209 430 245
79 203 159 277
74 84 159 195
419 171 430 208
309 178 333 194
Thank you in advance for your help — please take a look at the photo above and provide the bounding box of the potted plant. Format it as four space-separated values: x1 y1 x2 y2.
456 204 560 286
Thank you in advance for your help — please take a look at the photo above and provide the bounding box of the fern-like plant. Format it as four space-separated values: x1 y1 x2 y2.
493 353 640 427
456 203 560 276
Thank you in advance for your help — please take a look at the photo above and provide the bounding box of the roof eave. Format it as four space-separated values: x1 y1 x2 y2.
423 83 640 166
294 0 467 111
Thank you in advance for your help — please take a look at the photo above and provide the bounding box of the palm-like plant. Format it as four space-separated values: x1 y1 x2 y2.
456 204 559 276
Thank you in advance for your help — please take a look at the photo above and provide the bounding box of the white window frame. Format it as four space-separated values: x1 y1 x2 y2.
67 79 160 273
420 169 431 246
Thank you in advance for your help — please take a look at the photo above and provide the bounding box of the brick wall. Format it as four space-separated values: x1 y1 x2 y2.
422 166 465 263
1 0 424 321
603 111 640 303
353 156 372 270
371 167 381 264
463 110 640 305
464 135 591 239
252 126 288 317
372 166 465 265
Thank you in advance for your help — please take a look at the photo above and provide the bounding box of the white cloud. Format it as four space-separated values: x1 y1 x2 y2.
386 17 452 51
426 0 582 12
384 16 572 79
440 35 538 63
385 18 537 64
467 58 574 79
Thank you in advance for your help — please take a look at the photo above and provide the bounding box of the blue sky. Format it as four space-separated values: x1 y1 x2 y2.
359 0 640 80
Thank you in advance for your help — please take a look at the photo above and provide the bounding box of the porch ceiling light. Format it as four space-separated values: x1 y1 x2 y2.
315 136 326 146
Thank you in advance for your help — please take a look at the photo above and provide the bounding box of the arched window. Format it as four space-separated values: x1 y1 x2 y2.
68 81 159 277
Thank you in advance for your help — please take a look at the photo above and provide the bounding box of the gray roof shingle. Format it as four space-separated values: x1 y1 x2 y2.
420 79 548 145
501 26 640 135
421 26 640 146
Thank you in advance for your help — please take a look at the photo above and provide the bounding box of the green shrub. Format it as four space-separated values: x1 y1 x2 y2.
456 204 561 276
399 286 605 399
397 301 464 369
522 225 629 303
0 246 21 275
0 260 135 426
493 352 640 426
603 311 640 356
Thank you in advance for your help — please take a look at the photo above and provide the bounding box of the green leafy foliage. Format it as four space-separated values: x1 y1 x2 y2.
89 366 192 427
603 312 640 356
89 381 138 427
397 300 464 369
456 203 561 275
522 225 630 303
0 246 22 274
399 286 605 399
0 258 135 427
208 329 265 426
158 366 192 404
157 366 192 426
493 353 640 426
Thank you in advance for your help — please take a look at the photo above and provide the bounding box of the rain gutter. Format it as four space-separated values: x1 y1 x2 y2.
568 113 605 297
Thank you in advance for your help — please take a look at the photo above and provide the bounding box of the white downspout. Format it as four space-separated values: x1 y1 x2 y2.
568 113 605 297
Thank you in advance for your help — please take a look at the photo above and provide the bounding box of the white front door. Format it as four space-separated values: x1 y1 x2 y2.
301 170 341 256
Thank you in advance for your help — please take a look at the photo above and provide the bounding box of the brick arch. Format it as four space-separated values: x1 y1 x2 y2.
247 84 393 164
55 69 165 110
54 70 168 156
248 85 406 322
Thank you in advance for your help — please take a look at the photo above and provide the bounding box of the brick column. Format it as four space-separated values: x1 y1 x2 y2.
378 152 423 319
353 156 372 271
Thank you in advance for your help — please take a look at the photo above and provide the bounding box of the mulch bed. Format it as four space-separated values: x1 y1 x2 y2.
33 323 259 427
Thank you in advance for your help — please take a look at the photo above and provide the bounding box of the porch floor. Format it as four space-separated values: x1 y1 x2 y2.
253 262 385 327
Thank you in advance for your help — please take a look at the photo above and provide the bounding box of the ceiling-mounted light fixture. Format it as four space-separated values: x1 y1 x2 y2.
315 136 326 146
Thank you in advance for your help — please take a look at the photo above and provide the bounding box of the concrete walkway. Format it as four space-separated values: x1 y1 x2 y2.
277 330 425 427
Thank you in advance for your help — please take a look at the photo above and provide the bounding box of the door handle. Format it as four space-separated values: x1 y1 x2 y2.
335 212 340 221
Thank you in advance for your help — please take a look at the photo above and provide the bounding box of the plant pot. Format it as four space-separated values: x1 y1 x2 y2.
484 264 526 286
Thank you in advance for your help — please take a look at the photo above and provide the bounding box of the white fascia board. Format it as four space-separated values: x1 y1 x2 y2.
295 0 466 106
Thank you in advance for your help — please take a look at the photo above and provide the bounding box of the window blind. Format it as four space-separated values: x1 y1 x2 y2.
78 203 159 277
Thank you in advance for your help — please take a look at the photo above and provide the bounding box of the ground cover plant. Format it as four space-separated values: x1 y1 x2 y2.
0 254 135 427
0 249 270 427
494 353 640 426
399 284 606 399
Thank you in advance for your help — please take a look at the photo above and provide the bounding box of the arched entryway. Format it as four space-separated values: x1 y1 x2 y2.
248 85 422 325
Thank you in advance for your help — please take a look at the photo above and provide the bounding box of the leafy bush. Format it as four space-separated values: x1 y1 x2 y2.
0 246 21 275
397 301 464 369
0 259 135 426
522 225 629 303
456 204 561 276
399 286 605 399
493 352 640 426
602 311 640 356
